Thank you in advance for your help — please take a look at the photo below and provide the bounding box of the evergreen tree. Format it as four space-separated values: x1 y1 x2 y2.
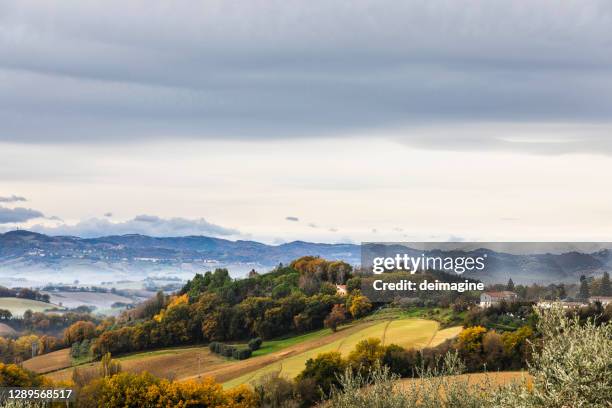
557 283 566 299
600 271 611 296
506 278 515 291
579 275 590 300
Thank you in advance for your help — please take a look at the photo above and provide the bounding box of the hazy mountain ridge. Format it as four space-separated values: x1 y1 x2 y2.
1 231 610 285
0 231 361 283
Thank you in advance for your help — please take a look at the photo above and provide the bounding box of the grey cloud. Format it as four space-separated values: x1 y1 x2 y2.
285 216 299 222
104 212 113 217
29 215 240 238
308 223 318 229
134 214 161 223
1 1 612 154
0 195 27 202
0 206 44 223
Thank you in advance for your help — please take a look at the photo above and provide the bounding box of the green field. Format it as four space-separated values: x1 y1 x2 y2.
0 297 62 316
251 328 333 357
224 318 458 388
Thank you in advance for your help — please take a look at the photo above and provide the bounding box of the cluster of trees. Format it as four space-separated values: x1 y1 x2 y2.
90 258 366 358
0 286 50 302
489 272 611 302
0 334 62 364
71 339 92 360
578 272 611 299
464 300 536 330
209 342 253 360
15 310 98 335
91 291 352 357
0 315 101 364
0 363 44 387
209 337 262 360
72 372 257 407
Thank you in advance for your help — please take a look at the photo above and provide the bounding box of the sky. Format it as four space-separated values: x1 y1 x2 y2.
1 0 612 243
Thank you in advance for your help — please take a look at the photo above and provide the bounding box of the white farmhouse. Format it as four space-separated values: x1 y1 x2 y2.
480 291 518 308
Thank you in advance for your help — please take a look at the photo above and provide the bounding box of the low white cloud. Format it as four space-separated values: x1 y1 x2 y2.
29 215 240 238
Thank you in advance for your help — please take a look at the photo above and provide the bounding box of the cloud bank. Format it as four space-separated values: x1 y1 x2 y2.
0 206 44 223
28 215 241 238
1 1 612 154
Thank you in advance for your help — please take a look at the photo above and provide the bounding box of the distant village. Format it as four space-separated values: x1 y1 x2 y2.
480 290 611 309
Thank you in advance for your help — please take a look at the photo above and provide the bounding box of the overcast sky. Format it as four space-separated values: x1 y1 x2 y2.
1 0 612 243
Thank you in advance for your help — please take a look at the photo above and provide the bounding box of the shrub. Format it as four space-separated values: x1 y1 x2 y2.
233 348 252 360
248 337 262 351
209 341 220 353
328 307 612 408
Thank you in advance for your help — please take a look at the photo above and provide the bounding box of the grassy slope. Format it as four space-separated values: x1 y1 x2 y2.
224 318 460 388
44 324 367 383
0 297 62 316
251 328 332 357
42 314 463 387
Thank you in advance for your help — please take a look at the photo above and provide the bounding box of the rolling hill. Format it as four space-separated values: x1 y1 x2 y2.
1 230 612 284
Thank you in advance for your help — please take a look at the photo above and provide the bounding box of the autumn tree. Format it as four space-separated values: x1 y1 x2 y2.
347 338 385 376
348 293 372 319
99 352 121 377
298 351 347 398
0 363 42 387
64 320 96 345
324 304 347 332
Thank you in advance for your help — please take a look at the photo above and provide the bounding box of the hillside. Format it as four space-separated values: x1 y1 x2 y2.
40 317 461 387
2 231 612 284
0 297 63 316
0 230 360 284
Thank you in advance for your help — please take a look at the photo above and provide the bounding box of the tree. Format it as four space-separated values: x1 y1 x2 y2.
63 321 96 345
482 331 504 370
557 283 567 299
579 275 590 300
347 338 385 375
506 278 515 291
382 344 419 377
324 304 347 332
601 271 611 296
348 294 372 319
0 309 12 320
99 352 121 377
298 351 347 398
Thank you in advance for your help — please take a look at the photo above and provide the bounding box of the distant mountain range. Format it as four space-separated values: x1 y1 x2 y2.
0 230 360 285
0 230 610 286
